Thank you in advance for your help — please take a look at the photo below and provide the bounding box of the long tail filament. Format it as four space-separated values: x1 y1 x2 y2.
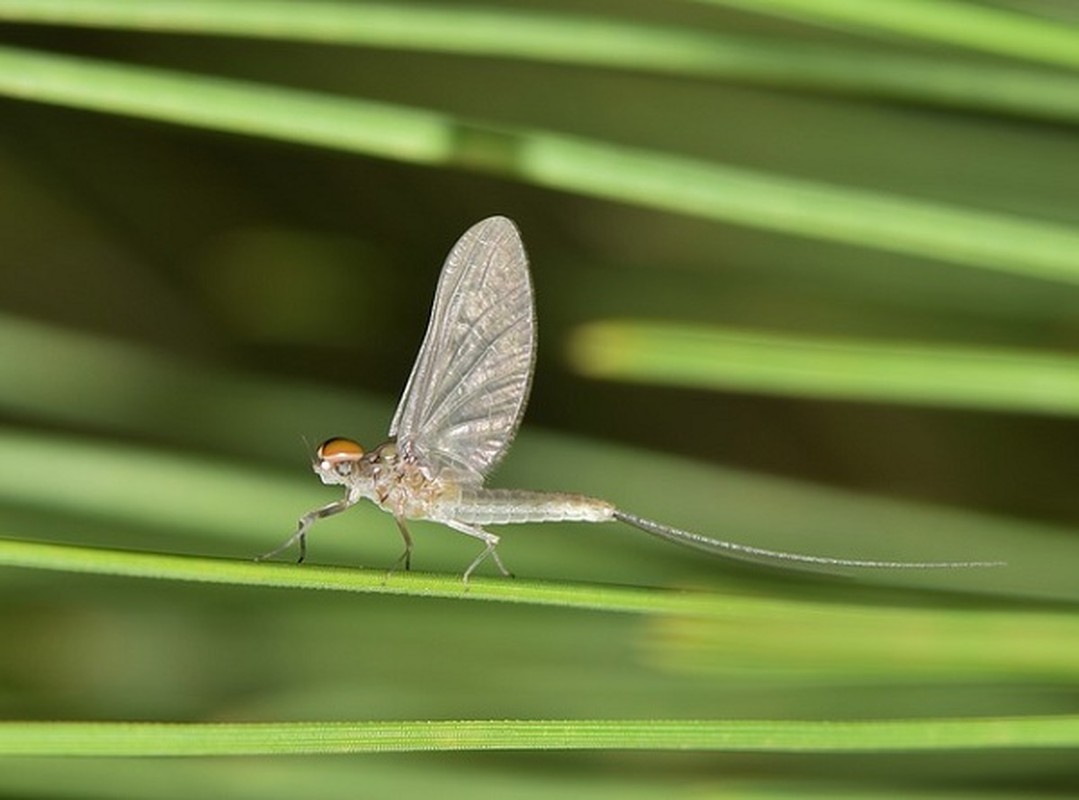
612 509 1005 569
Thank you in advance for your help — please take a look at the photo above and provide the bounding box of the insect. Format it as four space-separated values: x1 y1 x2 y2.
261 216 1002 580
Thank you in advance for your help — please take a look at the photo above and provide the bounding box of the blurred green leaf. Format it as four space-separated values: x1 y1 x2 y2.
1 45 1078 284
699 0 1079 69
569 320 1079 416
3 0 1079 123
2 538 1077 685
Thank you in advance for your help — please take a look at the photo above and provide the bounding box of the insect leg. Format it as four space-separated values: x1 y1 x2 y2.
257 496 355 563
393 517 414 571
441 520 513 582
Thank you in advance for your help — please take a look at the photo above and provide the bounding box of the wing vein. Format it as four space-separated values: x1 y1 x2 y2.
388 216 535 482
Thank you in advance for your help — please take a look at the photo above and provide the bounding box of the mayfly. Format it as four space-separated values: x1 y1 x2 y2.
261 216 1002 580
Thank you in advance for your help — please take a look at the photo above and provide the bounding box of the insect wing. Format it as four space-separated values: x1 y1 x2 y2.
389 216 536 482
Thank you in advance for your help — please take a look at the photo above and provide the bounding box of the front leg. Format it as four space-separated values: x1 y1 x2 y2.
257 496 355 563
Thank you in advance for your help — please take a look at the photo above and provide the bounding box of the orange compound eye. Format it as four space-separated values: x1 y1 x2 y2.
317 437 365 461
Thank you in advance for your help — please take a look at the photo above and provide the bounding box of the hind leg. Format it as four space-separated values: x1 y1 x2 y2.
441 520 512 581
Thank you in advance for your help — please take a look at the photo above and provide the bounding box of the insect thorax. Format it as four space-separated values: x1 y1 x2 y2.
368 441 462 519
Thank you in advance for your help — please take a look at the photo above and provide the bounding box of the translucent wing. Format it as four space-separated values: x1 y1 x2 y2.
388 216 535 483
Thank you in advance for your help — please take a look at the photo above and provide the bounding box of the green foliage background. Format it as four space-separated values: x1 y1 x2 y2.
0 1 1078 796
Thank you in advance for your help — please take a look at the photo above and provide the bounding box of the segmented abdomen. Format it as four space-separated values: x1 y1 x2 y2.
440 488 614 525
